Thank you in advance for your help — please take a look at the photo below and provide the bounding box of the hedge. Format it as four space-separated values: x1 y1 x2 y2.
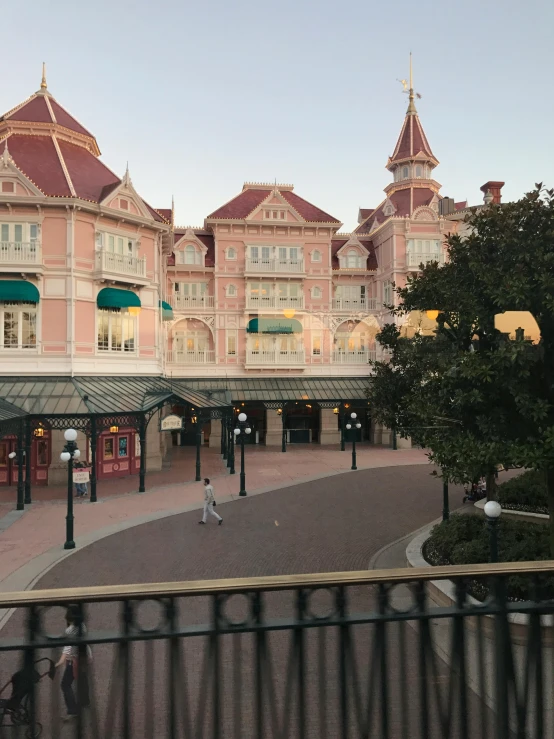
497 470 548 515
424 514 553 600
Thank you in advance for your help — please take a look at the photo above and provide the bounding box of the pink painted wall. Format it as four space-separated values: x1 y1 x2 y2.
41 300 67 342
42 214 67 256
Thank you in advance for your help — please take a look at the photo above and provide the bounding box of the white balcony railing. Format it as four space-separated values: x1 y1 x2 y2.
0 242 41 264
246 296 304 310
171 294 215 310
245 258 304 273
406 252 445 268
332 350 376 364
166 349 215 365
246 349 306 365
332 298 379 311
95 251 147 279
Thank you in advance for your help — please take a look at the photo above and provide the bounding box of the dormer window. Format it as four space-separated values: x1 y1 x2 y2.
415 165 423 178
176 244 203 265
339 248 365 270
264 209 286 220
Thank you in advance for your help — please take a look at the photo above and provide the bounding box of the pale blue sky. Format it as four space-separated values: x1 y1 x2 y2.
3 0 553 230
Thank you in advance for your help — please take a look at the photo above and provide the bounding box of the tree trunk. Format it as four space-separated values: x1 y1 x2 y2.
546 467 554 559
486 470 497 502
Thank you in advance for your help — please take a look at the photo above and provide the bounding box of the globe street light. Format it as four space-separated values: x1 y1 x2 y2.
484 500 502 563
60 428 80 549
345 412 362 471
234 412 251 496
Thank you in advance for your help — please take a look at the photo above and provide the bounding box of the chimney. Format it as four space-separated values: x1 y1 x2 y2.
439 197 455 216
480 181 505 205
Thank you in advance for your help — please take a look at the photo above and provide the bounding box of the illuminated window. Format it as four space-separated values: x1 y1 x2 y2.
0 304 37 349
97 309 136 352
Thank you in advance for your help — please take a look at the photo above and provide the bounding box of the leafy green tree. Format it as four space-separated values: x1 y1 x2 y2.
369 186 554 552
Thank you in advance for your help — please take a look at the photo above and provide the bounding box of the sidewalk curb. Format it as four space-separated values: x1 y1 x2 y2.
368 517 442 571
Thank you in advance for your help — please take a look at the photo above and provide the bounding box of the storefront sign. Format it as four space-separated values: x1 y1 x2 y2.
160 414 183 431
73 470 90 483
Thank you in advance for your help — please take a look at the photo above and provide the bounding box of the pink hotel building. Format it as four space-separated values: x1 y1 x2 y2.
0 70 504 488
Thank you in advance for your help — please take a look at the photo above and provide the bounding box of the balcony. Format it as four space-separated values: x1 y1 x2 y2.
406 251 445 269
332 349 376 364
166 349 215 365
245 257 305 274
245 295 304 311
171 294 215 310
94 250 148 285
4 562 552 737
332 298 379 312
0 242 42 273
245 348 306 367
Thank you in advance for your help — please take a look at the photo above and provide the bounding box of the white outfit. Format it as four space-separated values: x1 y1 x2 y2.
202 484 222 523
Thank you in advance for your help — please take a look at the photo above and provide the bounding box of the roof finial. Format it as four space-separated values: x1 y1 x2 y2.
407 52 417 114
40 62 47 91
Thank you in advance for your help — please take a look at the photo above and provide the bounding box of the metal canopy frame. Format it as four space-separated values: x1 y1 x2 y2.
0 377 232 507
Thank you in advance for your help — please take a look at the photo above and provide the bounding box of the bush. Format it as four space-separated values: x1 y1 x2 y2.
424 513 554 600
497 470 548 515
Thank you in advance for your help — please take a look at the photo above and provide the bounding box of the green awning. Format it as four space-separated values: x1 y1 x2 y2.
0 280 40 303
247 318 302 334
159 300 174 321
97 288 141 310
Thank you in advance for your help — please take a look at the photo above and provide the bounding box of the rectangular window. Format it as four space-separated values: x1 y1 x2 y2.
0 304 37 349
100 231 136 257
1 225 8 242
97 309 136 353
118 436 128 457
104 438 114 460
0 223 39 243
383 281 392 306
227 330 237 356
312 334 322 355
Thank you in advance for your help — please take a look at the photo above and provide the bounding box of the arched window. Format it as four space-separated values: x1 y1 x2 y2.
402 166 409 179
226 247 237 260
415 165 423 178
226 284 237 297
311 249 322 263
347 248 362 269
311 286 322 299
184 244 196 264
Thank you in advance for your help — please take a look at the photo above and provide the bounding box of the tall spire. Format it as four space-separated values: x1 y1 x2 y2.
407 52 417 114
40 62 47 91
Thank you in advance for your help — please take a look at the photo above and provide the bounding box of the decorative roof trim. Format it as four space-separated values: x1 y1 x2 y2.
51 134 76 197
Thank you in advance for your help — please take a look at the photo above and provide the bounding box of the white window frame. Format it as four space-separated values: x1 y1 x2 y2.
225 247 237 261
176 244 203 266
383 281 393 306
311 332 322 356
173 282 207 296
225 284 237 297
0 222 39 244
310 286 322 299
96 230 137 257
311 249 322 262
0 303 38 349
97 308 137 353
264 209 286 220
226 330 237 356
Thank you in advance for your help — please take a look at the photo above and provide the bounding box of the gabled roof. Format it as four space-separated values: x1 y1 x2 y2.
206 184 340 223
331 238 377 270
170 229 215 267
355 188 436 234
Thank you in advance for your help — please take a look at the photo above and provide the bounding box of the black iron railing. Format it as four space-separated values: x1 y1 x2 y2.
0 562 553 738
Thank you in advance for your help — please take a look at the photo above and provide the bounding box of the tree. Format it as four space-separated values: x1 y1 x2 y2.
368 186 554 553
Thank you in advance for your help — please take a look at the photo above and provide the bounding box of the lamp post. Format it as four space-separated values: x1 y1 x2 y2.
233 412 251 496
60 428 80 550
345 412 362 471
8 447 24 512
442 479 450 521
484 500 502 563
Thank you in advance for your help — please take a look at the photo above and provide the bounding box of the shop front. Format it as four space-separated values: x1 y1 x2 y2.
0 430 51 486
96 427 140 480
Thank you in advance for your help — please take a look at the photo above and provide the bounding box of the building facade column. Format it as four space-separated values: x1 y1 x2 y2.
209 418 222 448
264 407 282 446
319 407 340 445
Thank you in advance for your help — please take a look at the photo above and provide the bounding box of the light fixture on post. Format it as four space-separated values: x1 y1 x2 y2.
484 500 502 563
234 412 251 496
344 412 362 470
60 428 79 550
34 426 45 438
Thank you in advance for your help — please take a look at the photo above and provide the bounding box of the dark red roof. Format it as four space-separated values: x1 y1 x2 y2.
355 187 436 233
279 190 340 223
207 187 340 223
57 139 119 202
390 112 435 163
0 135 70 195
455 200 468 211
156 208 173 223
1 93 94 139
358 208 374 222
0 134 166 222
330 238 377 271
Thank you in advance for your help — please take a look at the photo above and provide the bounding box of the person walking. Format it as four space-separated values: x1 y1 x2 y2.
199 478 223 525
55 606 92 721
